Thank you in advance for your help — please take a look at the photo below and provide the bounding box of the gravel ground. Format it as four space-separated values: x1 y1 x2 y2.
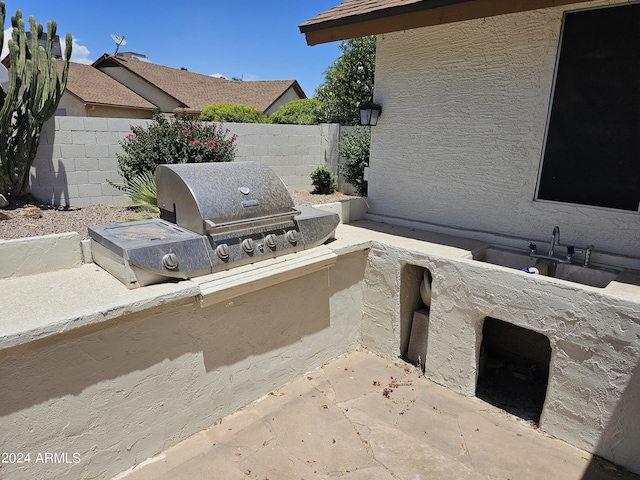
0 191 357 241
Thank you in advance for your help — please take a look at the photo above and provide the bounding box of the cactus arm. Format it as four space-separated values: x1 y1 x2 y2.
0 3 72 198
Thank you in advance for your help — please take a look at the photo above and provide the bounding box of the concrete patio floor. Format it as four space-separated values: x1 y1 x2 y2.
115 349 638 480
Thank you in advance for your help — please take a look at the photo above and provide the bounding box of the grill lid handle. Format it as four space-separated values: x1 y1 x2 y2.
204 208 300 232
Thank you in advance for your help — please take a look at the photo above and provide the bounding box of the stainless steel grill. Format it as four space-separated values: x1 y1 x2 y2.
89 162 340 288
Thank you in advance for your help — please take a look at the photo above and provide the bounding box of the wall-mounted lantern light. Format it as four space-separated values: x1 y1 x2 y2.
359 101 382 126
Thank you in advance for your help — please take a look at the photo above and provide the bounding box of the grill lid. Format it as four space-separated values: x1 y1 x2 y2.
157 162 297 235
89 161 341 289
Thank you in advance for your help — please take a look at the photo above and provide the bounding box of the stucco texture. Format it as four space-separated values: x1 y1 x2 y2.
354 230 640 474
368 0 639 258
0 251 365 479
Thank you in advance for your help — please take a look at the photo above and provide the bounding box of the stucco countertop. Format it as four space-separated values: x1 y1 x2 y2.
332 221 640 302
3 220 638 353
0 263 201 351
328 220 488 258
0 221 485 353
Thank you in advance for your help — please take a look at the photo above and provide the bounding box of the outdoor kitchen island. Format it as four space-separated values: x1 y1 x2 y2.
1 219 639 479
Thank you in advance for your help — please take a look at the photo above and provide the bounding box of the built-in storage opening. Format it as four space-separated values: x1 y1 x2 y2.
401 264 432 370
476 317 551 425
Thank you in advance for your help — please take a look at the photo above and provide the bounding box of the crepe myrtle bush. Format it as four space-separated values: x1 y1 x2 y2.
310 165 337 194
115 111 237 185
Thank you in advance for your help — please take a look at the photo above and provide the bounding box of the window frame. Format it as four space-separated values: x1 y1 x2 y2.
535 3 640 213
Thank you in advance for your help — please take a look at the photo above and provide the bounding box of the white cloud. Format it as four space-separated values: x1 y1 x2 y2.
62 36 93 64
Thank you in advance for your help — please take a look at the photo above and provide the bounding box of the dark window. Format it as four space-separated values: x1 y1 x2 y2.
537 4 640 211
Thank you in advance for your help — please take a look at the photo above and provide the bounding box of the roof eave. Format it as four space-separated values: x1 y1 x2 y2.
93 54 187 109
262 81 307 114
300 0 590 45
84 102 155 111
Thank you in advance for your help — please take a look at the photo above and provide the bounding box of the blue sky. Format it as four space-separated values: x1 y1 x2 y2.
1 1 343 96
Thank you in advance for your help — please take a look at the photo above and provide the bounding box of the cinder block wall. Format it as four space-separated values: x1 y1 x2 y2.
30 117 342 207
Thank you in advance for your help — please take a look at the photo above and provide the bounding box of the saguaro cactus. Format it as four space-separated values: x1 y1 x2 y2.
0 2 71 198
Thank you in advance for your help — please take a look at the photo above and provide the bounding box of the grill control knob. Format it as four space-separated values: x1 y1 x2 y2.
162 252 179 270
286 230 299 244
216 243 230 259
242 238 255 253
265 233 277 249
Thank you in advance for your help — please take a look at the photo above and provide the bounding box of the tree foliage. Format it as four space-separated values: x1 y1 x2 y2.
315 36 376 126
269 98 321 125
339 127 370 196
200 103 266 123
116 112 237 184
0 3 72 198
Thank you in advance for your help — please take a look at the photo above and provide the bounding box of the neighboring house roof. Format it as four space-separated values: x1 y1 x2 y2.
61 60 155 110
0 56 155 112
93 54 306 115
299 0 589 45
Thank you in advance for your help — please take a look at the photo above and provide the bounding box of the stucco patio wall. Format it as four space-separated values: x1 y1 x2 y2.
29 118 343 207
0 247 366 479
357 232 640 475
367 0 640 259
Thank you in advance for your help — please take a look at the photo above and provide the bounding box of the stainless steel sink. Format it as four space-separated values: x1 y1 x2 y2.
472 245 621 288
551 262 621 288
472 246 539 270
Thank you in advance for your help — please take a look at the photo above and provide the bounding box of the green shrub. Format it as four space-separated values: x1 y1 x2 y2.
116 111 237 184
200 103 266 123
123 170 158 217
338 127 370 196
310 165 337 194
269 99 321 125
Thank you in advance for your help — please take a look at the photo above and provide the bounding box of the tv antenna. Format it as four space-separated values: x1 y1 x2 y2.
110 34 127 55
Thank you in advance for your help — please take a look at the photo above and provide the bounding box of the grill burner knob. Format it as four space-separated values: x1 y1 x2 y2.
286 230 299 244
216 243 230 259
265 234 277 249
162 252 179 270
242 238 255 253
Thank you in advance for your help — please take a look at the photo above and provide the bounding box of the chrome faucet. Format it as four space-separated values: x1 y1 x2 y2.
549 226 560 256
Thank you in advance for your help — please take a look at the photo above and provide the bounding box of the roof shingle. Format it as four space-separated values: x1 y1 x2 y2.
300 0 423 29
299 0 591 45
94 55 305 113
62 61 155 109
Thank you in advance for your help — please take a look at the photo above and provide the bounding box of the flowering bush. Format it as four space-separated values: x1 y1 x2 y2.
116 111 237 184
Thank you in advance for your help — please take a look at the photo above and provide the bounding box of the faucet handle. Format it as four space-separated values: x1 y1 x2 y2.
584 245 594 266
566 245 582 261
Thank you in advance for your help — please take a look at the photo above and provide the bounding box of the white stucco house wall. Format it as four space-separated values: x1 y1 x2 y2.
302 0 640 258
